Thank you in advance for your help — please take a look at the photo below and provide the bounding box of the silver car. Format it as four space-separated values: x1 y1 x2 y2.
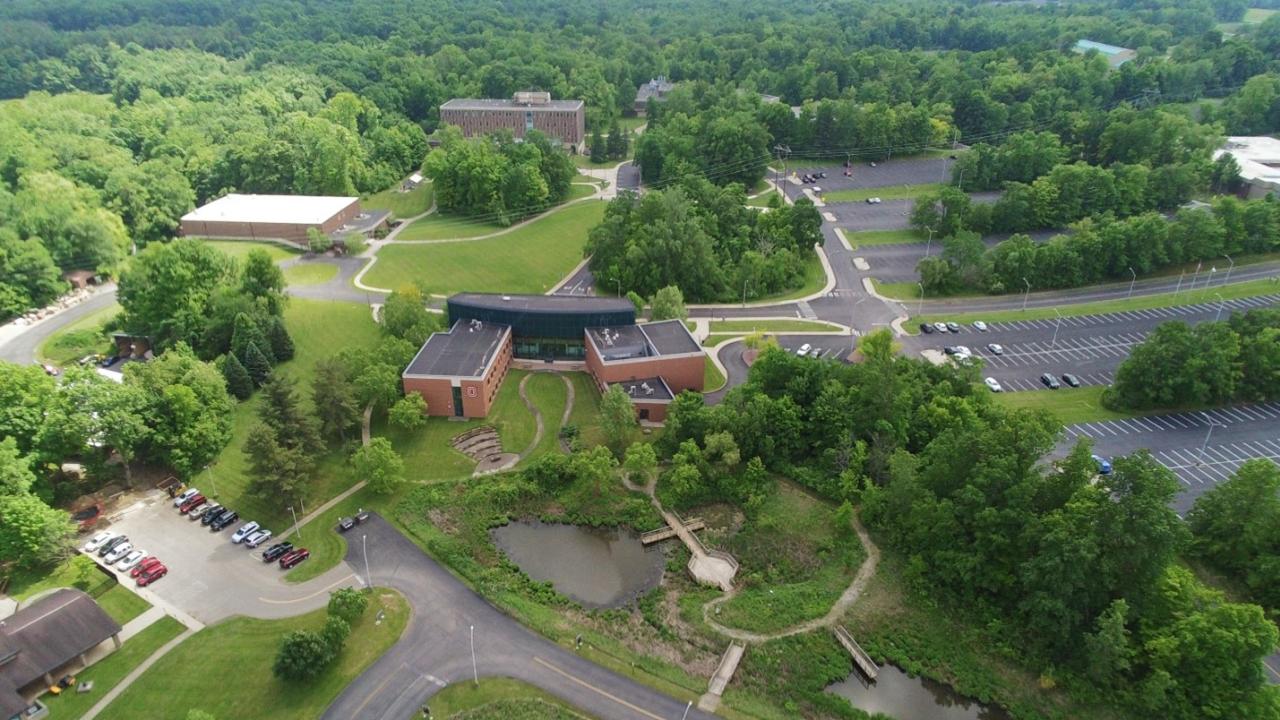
244 529 273 549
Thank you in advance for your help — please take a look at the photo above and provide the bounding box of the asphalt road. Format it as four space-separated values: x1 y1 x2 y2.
0 288 119 365
322 515 717 720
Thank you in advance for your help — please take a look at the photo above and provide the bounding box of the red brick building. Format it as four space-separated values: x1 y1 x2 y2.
402 320 513 419
440 92 585 152
583 320 706 422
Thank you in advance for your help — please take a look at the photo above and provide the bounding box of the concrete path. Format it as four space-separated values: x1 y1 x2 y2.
80 627 197 720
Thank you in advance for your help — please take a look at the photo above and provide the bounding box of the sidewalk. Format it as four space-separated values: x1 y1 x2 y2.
80 627 197 720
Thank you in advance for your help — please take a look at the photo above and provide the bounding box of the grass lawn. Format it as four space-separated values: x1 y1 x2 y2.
823 183 943 204
362 182 434 219
96 584 152 625
708 319 840 333
566 372 604 448
282 262 339 286
365 202 605 295
5 556 116 601
746 189 779 208
429 677 592 719
203 239 299 263
990 385 1138 425
201 300 380 529
844 228 926 247
704 356 726 391
40 617 186 720
568 183 600 200
97 589 409 720
489 369 537 453
519 372 570 464
396 211 503 241
1245 7 1277 22
751 251 827 303
714 483 865 634
37 303 120 365
703 334 737 347
872 279 923 300
912 277 1280 326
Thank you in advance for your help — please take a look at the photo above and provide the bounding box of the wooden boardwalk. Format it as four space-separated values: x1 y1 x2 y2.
640 516 705 544
834 625 878 681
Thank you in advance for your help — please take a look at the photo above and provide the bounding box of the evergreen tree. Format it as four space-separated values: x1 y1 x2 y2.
221 353 253 400
242 341 272 387
589 128 607 163
231 312 274 365
313 357 360 440
607 119 627 160
268 315 295 362
259 375 322 454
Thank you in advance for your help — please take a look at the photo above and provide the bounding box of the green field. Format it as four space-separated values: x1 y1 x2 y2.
823 183 943 204
96 584 152 625
6 555 117 601
746 189 779 208
568 183 601 201
990 385 1138 425
396 211 504 241
97 589 408 720
429 678 592 719
843 228 926 246
362 181 434 219
912 277 1280 326
282 262 339 286
40 617 187 720
704 356 726 391
37 303 120 365
708 319 841 333
365 201 605 294
1245 7 1277 22
203 239 300 263
519 372 570 462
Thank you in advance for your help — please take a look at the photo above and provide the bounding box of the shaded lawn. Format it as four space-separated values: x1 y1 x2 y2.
5 556 114 601
366 202 605 295
96 589 409 720
37 303 120 365
362 181 434 219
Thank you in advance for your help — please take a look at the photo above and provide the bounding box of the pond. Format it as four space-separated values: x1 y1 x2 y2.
490 520 666 608
827 664 1012 720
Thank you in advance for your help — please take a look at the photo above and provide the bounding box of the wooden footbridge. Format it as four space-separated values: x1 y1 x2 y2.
639 516 705 544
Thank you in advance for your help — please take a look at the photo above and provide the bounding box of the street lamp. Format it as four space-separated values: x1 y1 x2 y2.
1222 254 1234 286
203 464 217 499
1052 307 1063 347
925 226 935 257
1197 413 1219 466
470 625 479 686
917 282 925 316
1021 277 1031 312
1127 267 1136 300
1174 270 1185 298
681 700 692 720
1214 293 1226 323
852 296 865 336
362 533 371 587
288 504 300 541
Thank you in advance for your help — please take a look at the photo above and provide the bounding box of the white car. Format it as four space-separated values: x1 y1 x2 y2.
954 346 970 356
190 502 220 521
244 529 272 549
973 321 988 332
82 531 116 553
987 343 1004 355
172 487 199 507
985 377 1004 393
796 343 812 357
933 322 949 334
231 521 260 544
104 541 133 564
116 549 147 571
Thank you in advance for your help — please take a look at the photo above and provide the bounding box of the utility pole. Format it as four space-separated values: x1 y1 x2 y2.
917 282 925 316
288 504 300 541
1127 267 1136 300
1174 270 1184 298
203 464 217 499
1021 277 1031 312
1191 261 1202 292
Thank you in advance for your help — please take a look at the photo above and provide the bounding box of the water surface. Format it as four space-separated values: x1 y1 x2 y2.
827 664 1012 720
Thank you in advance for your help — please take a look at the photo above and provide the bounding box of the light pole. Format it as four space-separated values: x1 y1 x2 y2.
288 504 302 541
1197 413 1218 466
1223 254 1234 286
852 296 865 336
741 278 749 308
1021 277 1031 312
925 226 935 257
203 464 217 499
1174 270 1185 298
916 282 925 316
1052 307 1063 347
1127 267 1136 300
1191 261 1202 292
681 700 692 720
470 625 478 686
1214 293 1226 322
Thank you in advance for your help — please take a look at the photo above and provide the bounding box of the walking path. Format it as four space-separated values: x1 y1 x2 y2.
516 373 546 461
80 627 198 720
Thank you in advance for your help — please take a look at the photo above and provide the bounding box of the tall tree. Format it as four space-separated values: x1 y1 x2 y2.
600 384 638 454
313 357 361 441
649 285 687 321
351 437 404 494
221 353 253 400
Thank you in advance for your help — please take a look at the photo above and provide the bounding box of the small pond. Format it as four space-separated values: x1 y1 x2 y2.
827 664 1012 720
490 520 665 608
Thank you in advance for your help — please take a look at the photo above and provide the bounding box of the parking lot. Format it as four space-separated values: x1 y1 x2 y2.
787 155 955 192
857 230 1058 283
773 334 855 361
93 489 355 623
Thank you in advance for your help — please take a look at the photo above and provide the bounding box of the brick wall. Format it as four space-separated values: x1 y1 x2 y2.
441 107 585 148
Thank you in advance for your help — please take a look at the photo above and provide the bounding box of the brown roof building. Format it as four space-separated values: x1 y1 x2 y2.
440 92 585 152
1 589 123 718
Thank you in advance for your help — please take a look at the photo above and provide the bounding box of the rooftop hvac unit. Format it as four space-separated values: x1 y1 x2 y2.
641 382 653 396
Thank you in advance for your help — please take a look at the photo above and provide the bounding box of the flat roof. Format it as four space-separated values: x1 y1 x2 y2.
182 194 357 226
442 98 583 112
588 325 650 361
404 320 510 379
640 320 701 356
1215 136 1280 185
451 293 634 315
1073 39 1132 55
611 377 674 402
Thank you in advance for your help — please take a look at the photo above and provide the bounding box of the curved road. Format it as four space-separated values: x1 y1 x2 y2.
322 515 715 720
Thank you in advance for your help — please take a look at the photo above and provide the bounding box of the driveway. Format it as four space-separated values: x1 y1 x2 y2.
96 489 358 624
322 515 717 720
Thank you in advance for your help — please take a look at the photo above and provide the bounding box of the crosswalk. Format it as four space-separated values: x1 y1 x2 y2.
985 294 1280 333
1155 439 1280 486
975 332 1146 368
1065 401 1280 440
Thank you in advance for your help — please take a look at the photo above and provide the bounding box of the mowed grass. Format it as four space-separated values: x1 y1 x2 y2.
844 228 925 246
519 372 570 463
823 182 943 204
991 385 1138 425
365 201 605 295
37 303 120 365
746 189 779 208
202 299 381 529
1245 7 1277 22
40 616 186 720
203 239 300 263
96 589 409 720
362 181 434 219
429 677 593 719
704 356 726 391
708 319 841 333
97 583 153 625
282 262 339 286
397 212 504 241
912 277 1280 326
566 372 605 448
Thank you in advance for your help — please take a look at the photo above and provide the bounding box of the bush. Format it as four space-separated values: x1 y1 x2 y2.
272 630 333 681
327 586 369 623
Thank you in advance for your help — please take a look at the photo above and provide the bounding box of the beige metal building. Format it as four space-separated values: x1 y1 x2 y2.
180 194 362 245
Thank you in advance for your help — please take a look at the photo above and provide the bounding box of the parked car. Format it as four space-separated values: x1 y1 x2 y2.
1092 455 1113 475
972 321 988 332
231 521 260 543
244 529 272 549
796 343 812 357
987 343 1004 355
131 557 162 578
137 563 168 587
262 542 295 562
337 511 370 533
202 506 229 527
1062 373 1081 388
104 542 133 564
919 323 935 334
82 531 117 553
116 549 146 571
1040 373 1061 390
172 487 199 507
190 502 220 521
946 322 961 333
943 346 958 355
279 548 310 569
179 494 206 515
211 511 240 532
933 322 949 333
71 503 103 532
811 186 822 194
984 377 1004 393
815 171 827 179
954 346 970 356
98 535 129 557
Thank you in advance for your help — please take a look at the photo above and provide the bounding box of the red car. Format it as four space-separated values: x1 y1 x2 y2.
136 563 168 587
178 494 207 515
131 556 161 578
279 548 310 569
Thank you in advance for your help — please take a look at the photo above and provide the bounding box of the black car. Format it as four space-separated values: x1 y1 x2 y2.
211 510 239 532
815 171 826 179
943 346 958 355
920 323 935 334
1040 373 1061 390
262 542 294 562
202 507 229 527
98 535 129 557
1062 373 1081 388
336 510 371 533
